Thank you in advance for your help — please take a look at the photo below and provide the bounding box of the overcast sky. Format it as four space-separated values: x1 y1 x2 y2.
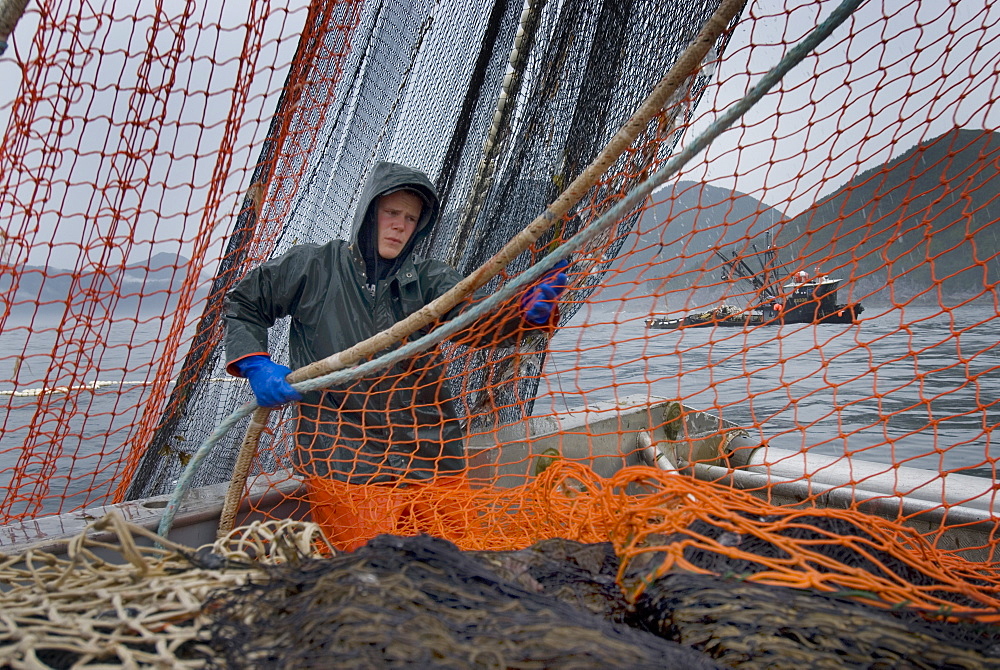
677 0 1000 216
0 0 996 269
0 1 312 270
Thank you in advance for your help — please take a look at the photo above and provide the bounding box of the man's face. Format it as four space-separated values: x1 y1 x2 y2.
376 190 423 259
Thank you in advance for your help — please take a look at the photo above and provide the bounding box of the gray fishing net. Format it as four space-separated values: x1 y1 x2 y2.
126 0 738 499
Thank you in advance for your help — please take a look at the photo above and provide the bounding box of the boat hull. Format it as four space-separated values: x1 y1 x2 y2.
646 273 865 330
645 302 864 329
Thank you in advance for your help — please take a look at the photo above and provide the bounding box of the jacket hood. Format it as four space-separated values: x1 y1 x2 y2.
351 163 440 280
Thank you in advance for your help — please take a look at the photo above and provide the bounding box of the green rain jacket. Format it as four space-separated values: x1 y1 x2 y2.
224 162 527 484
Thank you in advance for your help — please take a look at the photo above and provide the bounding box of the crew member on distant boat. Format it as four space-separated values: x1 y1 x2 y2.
223 161 568 551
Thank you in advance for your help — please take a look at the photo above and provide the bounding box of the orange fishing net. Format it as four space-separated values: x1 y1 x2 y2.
1 0 998 629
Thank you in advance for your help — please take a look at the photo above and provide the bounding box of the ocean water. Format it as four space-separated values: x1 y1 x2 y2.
0 302 997 516
539 302 999 476
0 311 193 512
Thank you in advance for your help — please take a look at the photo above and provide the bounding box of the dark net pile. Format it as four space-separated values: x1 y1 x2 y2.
196 520 1000 669
126 0 738 498
199 534 723 670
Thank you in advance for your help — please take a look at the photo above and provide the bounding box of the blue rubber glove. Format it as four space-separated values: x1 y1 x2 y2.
235 354 302 407
520 259 569 325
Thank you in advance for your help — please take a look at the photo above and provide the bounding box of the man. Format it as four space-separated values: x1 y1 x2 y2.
224 161 567 550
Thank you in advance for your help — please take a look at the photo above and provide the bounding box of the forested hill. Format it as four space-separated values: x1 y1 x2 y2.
778 128 1000 303
594 128 998 310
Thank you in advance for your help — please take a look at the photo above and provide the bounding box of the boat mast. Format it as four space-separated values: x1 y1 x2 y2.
715 236 777 304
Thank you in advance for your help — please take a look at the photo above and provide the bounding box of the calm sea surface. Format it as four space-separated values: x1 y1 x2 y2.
539 303 999 476
1 303 997 514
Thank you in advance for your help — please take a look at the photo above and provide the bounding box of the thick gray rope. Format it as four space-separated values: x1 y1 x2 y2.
158 0 865 538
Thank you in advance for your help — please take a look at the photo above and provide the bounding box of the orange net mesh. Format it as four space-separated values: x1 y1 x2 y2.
1 0 998 625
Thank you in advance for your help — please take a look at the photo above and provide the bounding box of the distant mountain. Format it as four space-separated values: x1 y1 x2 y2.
590 181 787 311
592 128 1000 311
778 128 1000 304
7 129 997 322
1 252 207 319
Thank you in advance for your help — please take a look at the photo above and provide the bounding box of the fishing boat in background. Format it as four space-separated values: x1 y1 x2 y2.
646 233 864 329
